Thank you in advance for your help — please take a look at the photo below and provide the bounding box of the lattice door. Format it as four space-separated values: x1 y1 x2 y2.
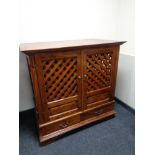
35 51 82 121
83 47 116 109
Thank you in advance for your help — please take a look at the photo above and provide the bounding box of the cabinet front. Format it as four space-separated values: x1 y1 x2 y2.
34 51 82 122
82 47 118 110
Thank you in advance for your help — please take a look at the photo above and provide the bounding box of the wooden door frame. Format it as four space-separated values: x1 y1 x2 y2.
81 47 118 110
34 50 83 122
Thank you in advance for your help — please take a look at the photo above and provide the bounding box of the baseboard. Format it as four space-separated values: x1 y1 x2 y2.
115 97 135 115
19 108 35 122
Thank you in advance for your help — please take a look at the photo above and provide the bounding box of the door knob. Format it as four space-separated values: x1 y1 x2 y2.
78 75 81 79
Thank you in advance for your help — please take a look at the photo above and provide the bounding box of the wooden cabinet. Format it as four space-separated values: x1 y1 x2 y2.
20 39 125 144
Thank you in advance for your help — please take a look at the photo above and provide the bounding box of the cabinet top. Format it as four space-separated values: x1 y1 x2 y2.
20 39 126 54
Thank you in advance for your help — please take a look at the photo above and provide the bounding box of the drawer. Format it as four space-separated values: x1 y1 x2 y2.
40 115 80 135
81 103 114 121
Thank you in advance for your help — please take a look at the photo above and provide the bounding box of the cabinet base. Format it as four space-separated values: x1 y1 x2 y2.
40 110 115 145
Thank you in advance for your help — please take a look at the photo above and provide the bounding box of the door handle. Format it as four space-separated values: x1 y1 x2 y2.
84 74 87 78
78 75 82 79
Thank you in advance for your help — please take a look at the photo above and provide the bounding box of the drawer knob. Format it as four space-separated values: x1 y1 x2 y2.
59 120 69 129
95 109 103 115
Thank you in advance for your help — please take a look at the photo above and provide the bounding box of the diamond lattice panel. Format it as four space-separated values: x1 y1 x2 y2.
86 52 113 92
42 57 78 102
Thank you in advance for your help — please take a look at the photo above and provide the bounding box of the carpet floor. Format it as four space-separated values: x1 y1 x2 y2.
19 102 135 155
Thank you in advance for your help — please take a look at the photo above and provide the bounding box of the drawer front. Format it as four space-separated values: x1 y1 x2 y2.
40 115 80 136
81 102 114 121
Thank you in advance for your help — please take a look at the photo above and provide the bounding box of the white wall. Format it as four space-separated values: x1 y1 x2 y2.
19 0 135 111
115 0 135 109
19 52 34 111
115 54 135 109
19 0 119 42
116 0 135 55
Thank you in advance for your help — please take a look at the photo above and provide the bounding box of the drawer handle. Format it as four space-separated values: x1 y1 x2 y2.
59 121 69 129
95 109 103 115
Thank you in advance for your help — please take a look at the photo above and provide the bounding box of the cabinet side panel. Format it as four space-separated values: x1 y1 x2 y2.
26 55 49 124
111 46 120 96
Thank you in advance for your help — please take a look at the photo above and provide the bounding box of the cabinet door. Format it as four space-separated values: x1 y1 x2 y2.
34 51 82 122
82 47 119 110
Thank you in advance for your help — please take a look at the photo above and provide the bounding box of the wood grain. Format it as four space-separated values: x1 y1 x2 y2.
20 39 126 54
20 39 125 144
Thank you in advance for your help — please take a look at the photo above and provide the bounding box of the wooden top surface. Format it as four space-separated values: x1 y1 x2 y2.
20 39 126 54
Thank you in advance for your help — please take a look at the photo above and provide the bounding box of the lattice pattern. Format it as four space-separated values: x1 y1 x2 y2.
86 52 113 92
42 57 78 102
